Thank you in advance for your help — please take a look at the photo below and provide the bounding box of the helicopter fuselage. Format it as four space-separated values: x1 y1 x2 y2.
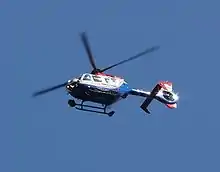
66 73 179 107
66 73 130 105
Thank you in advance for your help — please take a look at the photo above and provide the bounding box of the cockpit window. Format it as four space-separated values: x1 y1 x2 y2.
92 75 102 82
83 74 92 81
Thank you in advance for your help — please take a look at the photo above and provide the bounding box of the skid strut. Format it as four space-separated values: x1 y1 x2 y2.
68 99 115 117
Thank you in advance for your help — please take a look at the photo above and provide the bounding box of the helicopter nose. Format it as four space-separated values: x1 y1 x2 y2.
68 79 73 83
66 84 74 88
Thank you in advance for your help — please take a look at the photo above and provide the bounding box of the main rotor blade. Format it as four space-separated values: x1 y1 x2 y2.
80 32 97 70
32 82 67 97
99 46 160 72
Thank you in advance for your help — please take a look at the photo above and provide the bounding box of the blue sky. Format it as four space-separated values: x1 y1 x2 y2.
1 0 220 171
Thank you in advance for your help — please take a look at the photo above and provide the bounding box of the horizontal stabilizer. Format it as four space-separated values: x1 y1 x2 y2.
140 84 162 114
140 97 153 114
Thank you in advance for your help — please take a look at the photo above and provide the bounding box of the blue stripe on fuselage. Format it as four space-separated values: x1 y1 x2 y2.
118 83 131 95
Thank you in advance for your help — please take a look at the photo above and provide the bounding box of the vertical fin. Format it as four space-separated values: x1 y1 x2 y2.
159 81 172 92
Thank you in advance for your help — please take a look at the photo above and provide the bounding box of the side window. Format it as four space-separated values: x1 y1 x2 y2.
104 78 110 84
78 76 82 80
103 76 120 86
82 74 92 81
92 75 102 82
110 78 117 86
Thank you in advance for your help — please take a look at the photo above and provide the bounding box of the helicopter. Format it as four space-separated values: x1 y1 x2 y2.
32 32 179 117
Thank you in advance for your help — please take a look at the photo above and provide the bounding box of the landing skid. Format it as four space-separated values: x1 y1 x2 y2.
68 99 115 117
